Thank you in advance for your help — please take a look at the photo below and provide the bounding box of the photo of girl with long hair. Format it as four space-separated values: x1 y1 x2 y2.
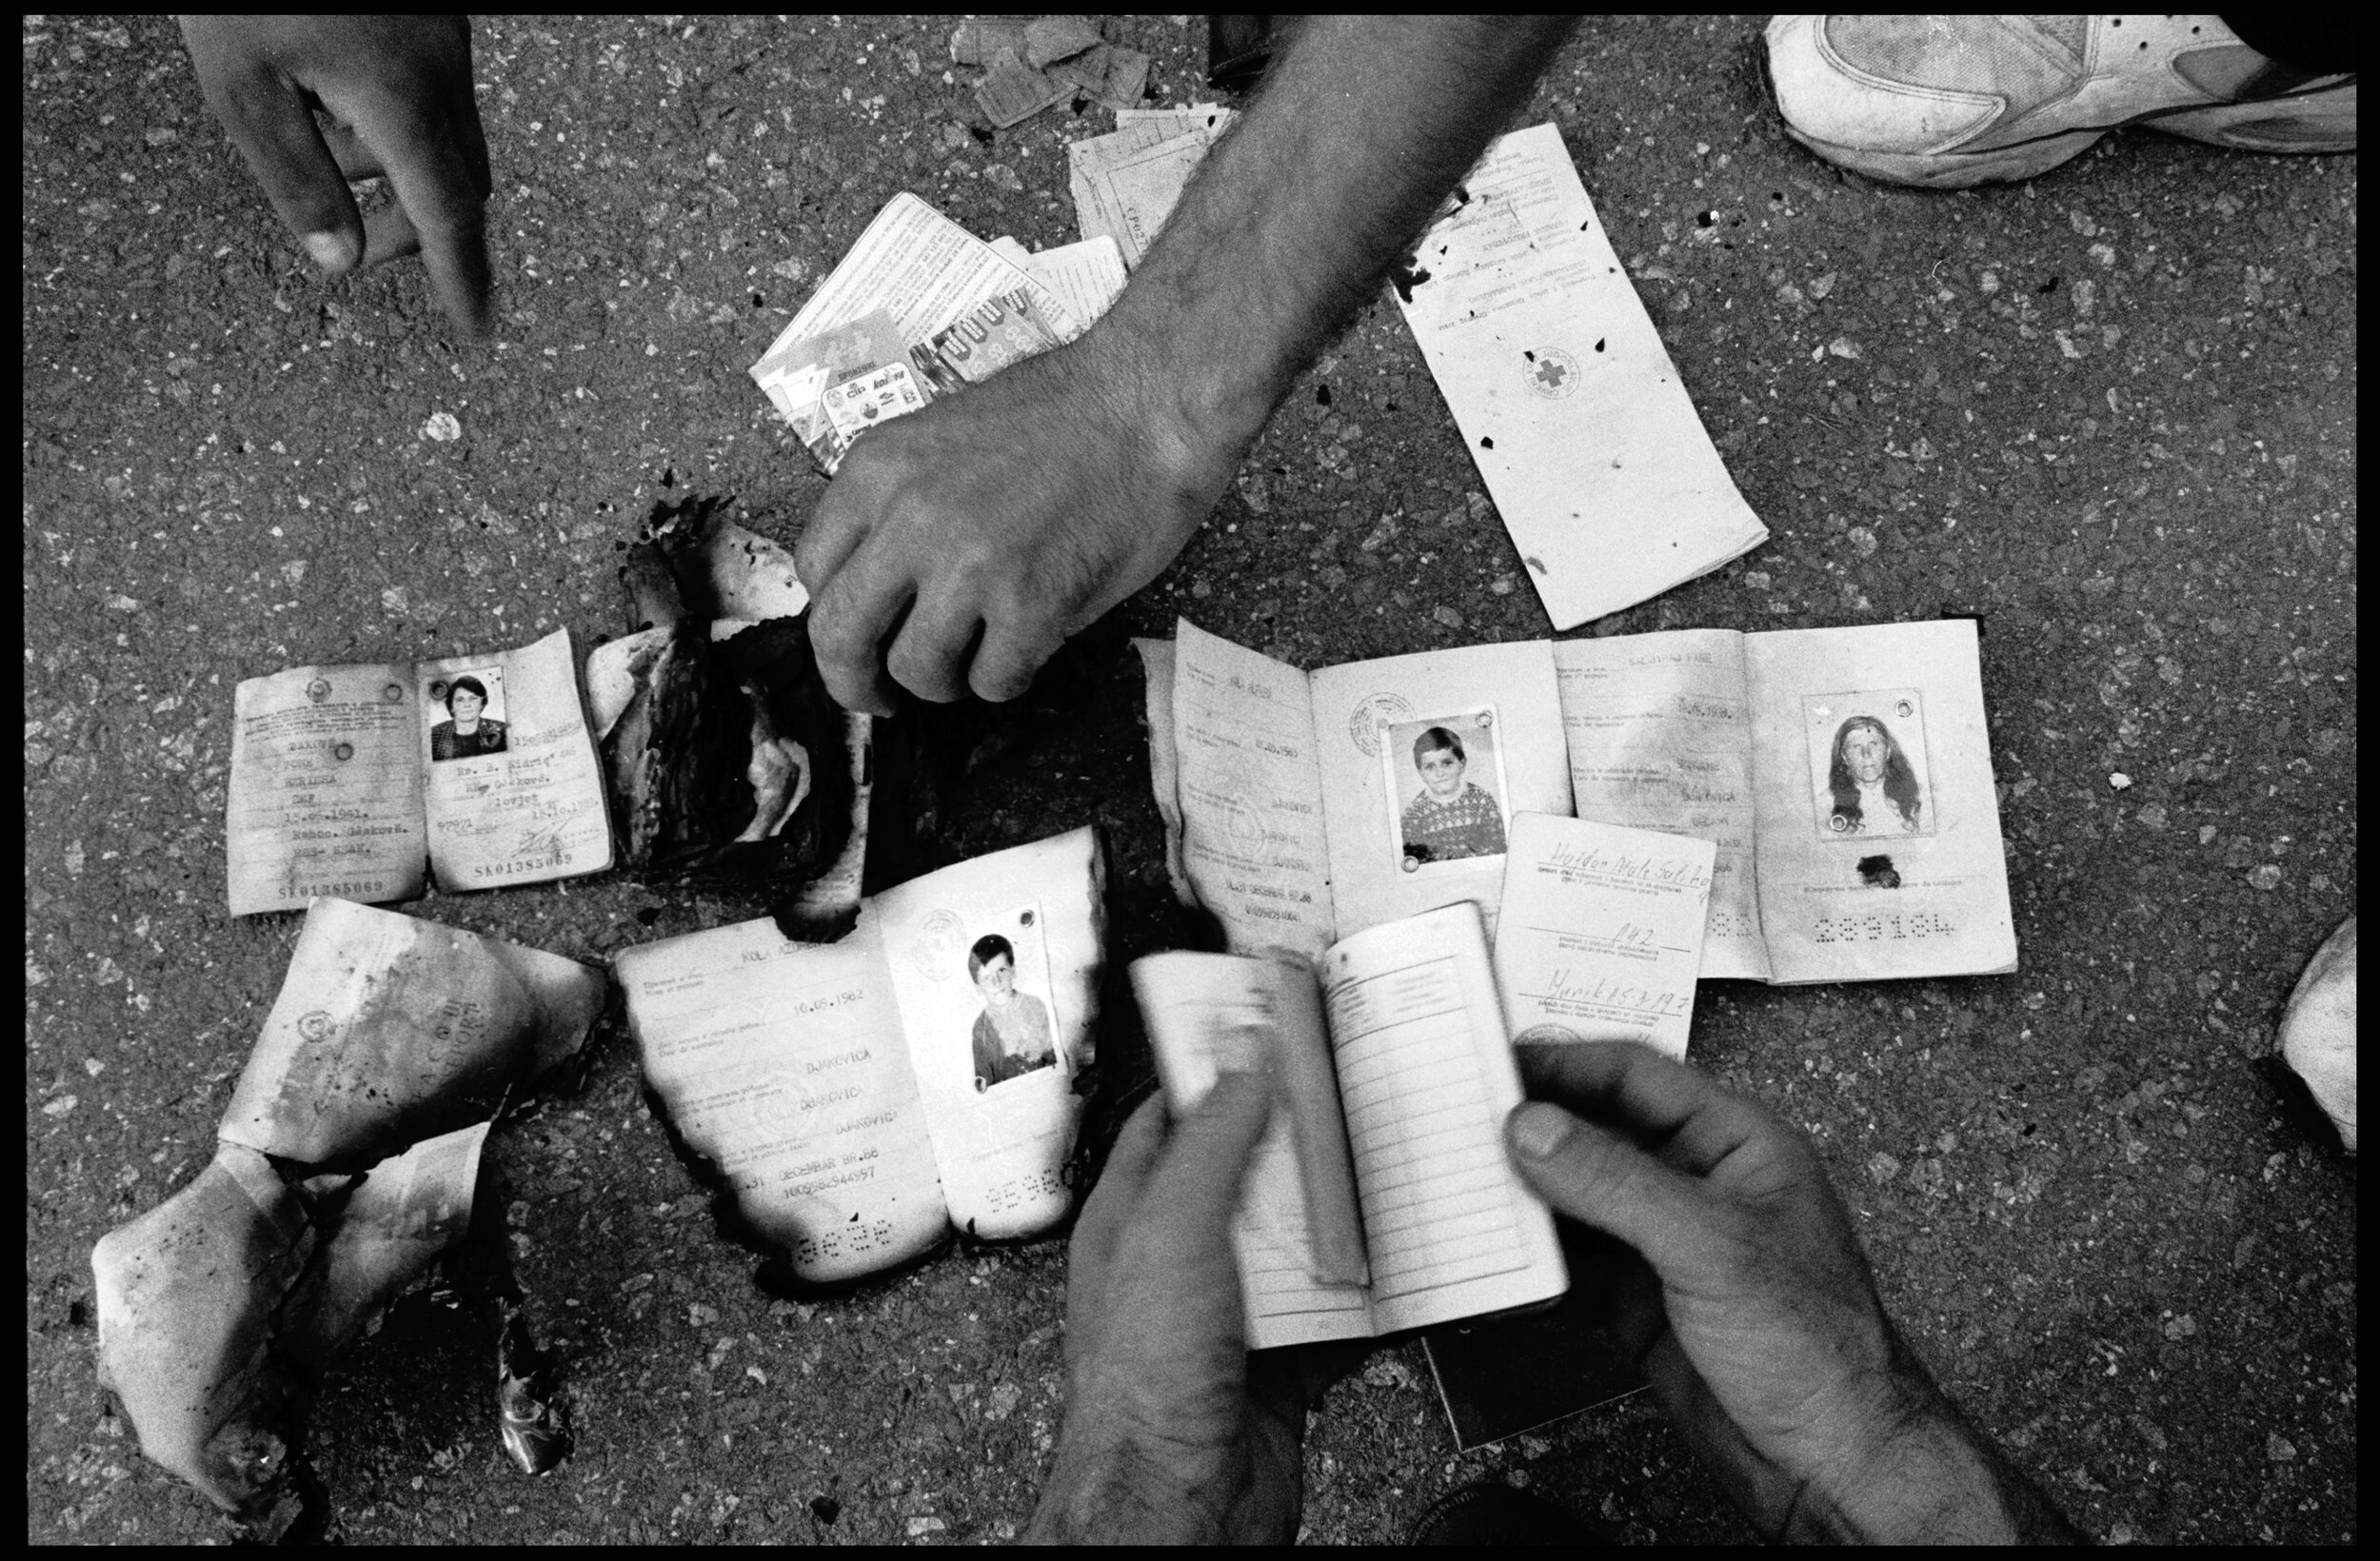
1807 694 1934 840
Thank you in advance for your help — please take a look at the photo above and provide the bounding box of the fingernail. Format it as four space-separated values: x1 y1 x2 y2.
303 231 355 271
1509 1102 1574 1159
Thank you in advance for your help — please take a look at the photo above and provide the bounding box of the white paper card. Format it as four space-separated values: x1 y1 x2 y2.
1394 123 1769 631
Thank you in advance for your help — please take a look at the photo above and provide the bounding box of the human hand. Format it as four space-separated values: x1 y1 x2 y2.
178 15 492 337
1025 1076 1307 1544
1504 1043 2078 1543
796 320 1249 716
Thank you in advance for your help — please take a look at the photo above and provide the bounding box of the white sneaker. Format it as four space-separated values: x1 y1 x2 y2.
1766 15 2358 188
2281 916 2356 1154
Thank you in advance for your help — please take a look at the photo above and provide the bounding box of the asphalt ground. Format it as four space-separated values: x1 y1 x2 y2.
24 14 2356 1546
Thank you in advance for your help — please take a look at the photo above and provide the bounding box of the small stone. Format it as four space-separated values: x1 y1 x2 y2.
2265 1433 2296 1462
2108 772 2132 790
688 1301 720 1327
2134 802 2167 830
982 163 1023 191
1866 1152 1901 1185
420 411 463 443
2160 1314 2196 1340
2247 864 2283 892
1432 605 1464 630
1808 270 1836 300
380 585 410 615
2198 824 2220 845
1826 336 1862 360
1846 525 1878 557
43 1095 78 1118
768 255 810 282
905 1515 947 1537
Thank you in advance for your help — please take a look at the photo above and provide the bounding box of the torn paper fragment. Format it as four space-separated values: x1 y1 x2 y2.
217 898 605 1168
1023 14 1102 69
1050 42 1150 110
977 47 1070 128
277 1121 491 1384
950 16 1029 67
1392 123 1769 630
91 1142 318 1522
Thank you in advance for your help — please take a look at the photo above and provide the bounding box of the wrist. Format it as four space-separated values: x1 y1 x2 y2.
1790 1338 2076 1543
1079 285 1281 510
1024 1428 1228 1545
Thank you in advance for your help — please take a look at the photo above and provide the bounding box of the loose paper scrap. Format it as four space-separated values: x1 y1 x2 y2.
1493 811 1716 1061
1393 123 1770 631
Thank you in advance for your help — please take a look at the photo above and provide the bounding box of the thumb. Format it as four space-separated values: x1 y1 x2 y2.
1505 1100 1735 1284
1147 1070 1276 1245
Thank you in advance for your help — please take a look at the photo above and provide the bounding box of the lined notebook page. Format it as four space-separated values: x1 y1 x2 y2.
1131 954 1378 1350
1321 903 1567 1334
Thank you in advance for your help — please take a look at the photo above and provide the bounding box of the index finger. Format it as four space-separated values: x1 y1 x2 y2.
347 84 492 337
1516 1040 1775 1175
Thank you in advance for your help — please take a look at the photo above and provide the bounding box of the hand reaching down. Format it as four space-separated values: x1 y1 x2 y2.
178 15 492 338
1505 1042 2082 1544
797 321 1249 715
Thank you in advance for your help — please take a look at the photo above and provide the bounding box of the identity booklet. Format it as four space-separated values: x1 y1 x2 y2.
616 828 1102 1286
1141 618 2015 985
226 628 611 915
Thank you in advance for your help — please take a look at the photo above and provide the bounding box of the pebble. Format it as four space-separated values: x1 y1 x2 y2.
2248 864 2283 891
2266 1433 2297 1462
420 411 463 443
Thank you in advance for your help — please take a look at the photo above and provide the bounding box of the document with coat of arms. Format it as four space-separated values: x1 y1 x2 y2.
226 628 611 915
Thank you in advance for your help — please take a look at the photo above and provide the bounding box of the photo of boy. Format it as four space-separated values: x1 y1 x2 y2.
1382 709 1510 872
968 932 1058 1092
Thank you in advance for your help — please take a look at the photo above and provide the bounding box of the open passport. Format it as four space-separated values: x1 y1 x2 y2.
1135 901 1568 1349
616 828 1101 1286
1140 616 2015 985
227 628 611 915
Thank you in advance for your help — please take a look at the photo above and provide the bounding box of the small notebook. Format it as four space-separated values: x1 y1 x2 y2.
1133 901 1567 1350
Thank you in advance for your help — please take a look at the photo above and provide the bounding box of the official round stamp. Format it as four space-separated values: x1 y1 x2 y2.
1513 1022 1586 1047
1347 692 1415 758
911 908 966 982
1523 346 1582 401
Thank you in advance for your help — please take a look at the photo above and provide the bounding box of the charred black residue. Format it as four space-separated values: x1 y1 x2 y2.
1451 184 1471 207
1315 385 1332 406
2036 275 2059 294
1594 338 1606 352
1388 258 1432 303
1856 855 1901 889
1523 555 1548 575
1478 436 1495 450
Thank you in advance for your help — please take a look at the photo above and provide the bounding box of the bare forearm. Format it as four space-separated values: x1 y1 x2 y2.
1096 15 1577 459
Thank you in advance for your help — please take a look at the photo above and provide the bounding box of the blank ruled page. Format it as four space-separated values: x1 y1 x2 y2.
1322 904 1567 1332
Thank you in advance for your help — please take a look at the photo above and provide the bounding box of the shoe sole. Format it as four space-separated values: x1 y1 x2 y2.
1781 77 2357 188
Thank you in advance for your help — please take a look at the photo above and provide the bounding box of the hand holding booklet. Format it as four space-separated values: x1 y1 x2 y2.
1134 902 1567 1350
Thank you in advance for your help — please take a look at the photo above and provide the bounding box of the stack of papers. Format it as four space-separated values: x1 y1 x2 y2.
749 196 1126 472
